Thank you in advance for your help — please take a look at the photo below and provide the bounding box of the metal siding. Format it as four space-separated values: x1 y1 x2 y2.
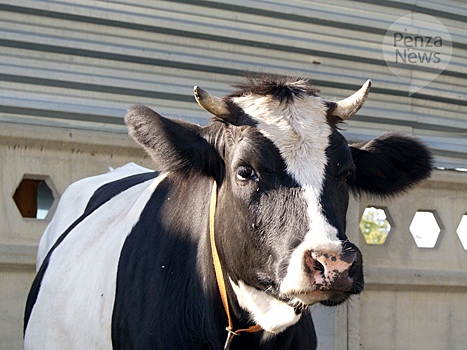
0 0 466 167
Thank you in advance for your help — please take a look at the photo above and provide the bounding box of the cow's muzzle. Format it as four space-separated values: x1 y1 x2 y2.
303 242 363 306
304 242 363 305
279 241 364 308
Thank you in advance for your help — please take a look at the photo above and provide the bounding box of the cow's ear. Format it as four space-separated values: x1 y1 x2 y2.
125 106 222 177
349 132 433 197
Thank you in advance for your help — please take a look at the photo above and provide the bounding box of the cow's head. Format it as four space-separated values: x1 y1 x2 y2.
125 77 432 334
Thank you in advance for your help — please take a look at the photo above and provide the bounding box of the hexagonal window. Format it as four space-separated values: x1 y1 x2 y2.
13 176 56 220
409 211 441 248
360 207 392 245
456 215 467 250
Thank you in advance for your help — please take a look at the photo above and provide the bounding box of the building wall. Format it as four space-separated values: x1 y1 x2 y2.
1 0 467 166
1 0 467 349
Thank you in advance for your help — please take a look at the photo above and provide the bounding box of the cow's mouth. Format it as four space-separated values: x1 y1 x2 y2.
285 289 354 312
266 284 357 313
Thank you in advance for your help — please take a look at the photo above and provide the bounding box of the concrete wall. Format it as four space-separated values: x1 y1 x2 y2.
356 170 467 350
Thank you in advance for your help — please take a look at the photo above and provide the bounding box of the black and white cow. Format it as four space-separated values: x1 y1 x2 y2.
24 77 432 349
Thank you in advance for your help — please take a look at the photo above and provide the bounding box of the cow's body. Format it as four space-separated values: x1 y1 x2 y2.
25 77 432 349
26 165 159 348
26 164 317 349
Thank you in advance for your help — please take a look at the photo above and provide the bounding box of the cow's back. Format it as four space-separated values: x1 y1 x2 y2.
24 164 162 349
36 163 153 267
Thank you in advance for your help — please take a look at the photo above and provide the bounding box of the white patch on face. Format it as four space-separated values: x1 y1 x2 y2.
232 91 329 193
279 194 342 296
233 91 342 300
230 279 300 334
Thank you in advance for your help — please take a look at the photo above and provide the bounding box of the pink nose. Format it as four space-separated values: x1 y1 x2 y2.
304 249 357 291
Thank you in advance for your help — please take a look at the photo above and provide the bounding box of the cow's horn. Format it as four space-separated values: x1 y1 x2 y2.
194 86 230 117
333 79 371 120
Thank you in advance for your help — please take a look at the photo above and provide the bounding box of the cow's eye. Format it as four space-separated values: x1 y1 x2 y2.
236 165 257 181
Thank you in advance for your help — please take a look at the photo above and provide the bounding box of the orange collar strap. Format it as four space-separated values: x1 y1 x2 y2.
209 181 262 349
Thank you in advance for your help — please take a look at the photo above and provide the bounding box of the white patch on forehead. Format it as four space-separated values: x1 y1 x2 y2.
231 93 330 192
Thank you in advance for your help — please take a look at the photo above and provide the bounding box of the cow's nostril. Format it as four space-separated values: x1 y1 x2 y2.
313 259 325 273
305 251 325 274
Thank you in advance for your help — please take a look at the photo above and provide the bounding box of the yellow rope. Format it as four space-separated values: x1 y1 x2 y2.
208 181 262 347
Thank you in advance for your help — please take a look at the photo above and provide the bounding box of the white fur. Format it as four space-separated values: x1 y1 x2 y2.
233 92 342 301
232 92 329 193
230 279 300 334
25 171 167 350
279 189 342 296
36 163 153 268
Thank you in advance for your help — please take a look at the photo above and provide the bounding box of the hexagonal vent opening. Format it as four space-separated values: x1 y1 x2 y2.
360 207 392 245
456 214 467 250
409 211 441 248
13 177 56 220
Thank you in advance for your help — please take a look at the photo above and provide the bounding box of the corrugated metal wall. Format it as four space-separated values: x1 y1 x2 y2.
1 0 466 167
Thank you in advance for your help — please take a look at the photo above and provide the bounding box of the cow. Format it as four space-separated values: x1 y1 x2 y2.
24 76 432 349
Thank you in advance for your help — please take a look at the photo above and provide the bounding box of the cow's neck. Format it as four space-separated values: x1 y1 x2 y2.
208 180 263 348
203 179 307 347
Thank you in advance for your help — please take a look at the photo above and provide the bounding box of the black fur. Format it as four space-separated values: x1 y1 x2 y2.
125 106 223 180
111 175 219 349
349 132 433 196
229 76 318 104
111 174 318 349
